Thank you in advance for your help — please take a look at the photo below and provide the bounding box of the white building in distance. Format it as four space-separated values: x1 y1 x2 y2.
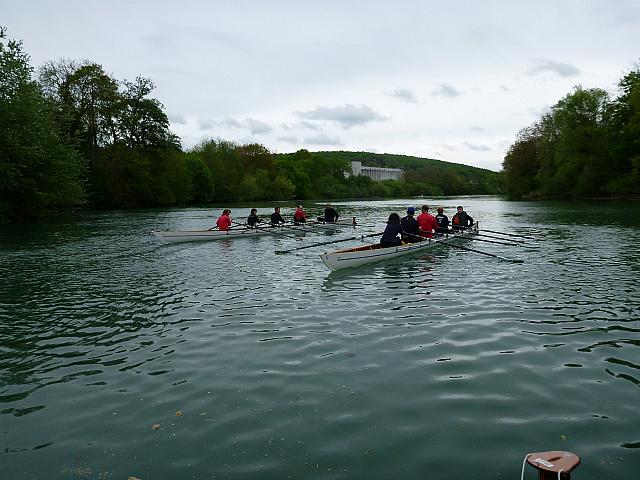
350 161 403 182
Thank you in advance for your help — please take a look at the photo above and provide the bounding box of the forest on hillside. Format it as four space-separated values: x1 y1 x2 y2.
310 151 503 196
502 67 640 199
1 27 500 222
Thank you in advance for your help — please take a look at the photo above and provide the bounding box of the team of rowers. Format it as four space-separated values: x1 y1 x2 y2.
214 204 473 246
214 204 340 231
380 205 474 247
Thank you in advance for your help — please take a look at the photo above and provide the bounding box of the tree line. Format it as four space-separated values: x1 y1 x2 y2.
502 67 640 199
1 28 501 222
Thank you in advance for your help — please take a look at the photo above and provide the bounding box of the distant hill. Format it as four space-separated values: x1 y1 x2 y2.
311 151 504 196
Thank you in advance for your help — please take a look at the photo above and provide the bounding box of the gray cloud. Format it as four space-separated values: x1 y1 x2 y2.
527 58 580 77
441 143 456 151
464 142 491 151
501 84 511 92
198 117 271 135
390 88 418 103
433 84 461 98
304 134 342 145
471 126 484 132
296 104 389 129
244 118 272 135
221 118 244 129
299 120 322 131
277 135 298 144
198 118 216 130
168 113 187 125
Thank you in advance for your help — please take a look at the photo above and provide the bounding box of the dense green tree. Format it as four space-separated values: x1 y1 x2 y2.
186 156 214 203
119 77 180 150
502 125 542 198
607 68 640 194
0 28 85 220
502 83 630 199
275 150 312 199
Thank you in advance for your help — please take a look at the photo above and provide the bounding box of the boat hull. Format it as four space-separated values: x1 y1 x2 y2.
153 228 268 243
321 229 478 271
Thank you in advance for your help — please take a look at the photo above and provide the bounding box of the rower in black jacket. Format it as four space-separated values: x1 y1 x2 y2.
451 206 473 231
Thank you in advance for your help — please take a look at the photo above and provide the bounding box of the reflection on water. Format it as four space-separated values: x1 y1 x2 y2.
1 199 639 479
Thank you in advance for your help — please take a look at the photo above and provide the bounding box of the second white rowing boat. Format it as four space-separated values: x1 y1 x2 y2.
320 227 478 271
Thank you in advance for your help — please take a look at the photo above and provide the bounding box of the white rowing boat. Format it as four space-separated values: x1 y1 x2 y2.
153 218 356 244
153 227 270 243
320 227 478 271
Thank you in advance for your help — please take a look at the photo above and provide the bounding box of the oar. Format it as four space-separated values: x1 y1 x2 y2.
475 232 526 244
465 236 524 246
276 232 383 254
462 227 535 240
279 220 352 235
402 230 508 244
231 221 299 239
438 241 524 263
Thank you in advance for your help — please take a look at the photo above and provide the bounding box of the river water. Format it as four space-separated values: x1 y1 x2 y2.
1 197 639 480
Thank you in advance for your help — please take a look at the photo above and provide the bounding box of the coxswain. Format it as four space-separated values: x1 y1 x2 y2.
451 206 473 231
416 204 438 238
380 213 403 248
216 209 232 231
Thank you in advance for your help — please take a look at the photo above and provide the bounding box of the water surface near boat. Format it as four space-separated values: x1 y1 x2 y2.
1 198 639 479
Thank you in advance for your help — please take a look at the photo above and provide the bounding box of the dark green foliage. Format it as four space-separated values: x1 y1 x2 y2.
185 156 214 203
0 28 86 220
35 54 186 210
303 151 503 197
503 70 640 199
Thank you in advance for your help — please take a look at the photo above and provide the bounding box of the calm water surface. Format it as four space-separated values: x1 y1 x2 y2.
1 198 639 479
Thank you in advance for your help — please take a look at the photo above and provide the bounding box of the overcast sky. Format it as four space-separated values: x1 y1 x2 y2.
4 0 640 171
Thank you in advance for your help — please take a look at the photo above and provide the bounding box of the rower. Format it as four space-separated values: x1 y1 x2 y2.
401 206 420 243
416 204 438 238
270 207 285 225
452 205 473 231
435 207 450 234
319 203 339 223
247 208 262 228
293 205 306 225
216 209 231 231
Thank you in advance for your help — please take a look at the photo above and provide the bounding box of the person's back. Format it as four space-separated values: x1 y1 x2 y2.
247 208 261 227
271 207 285 225
416 205 438 238
293 205 306 225
216 209 232 231
435 207 449 233
381 213 403 248
401 207 419 242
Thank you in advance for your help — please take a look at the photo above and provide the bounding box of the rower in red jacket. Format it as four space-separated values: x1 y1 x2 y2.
293 205 306 225
416 204 438 238
216 209 232 231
